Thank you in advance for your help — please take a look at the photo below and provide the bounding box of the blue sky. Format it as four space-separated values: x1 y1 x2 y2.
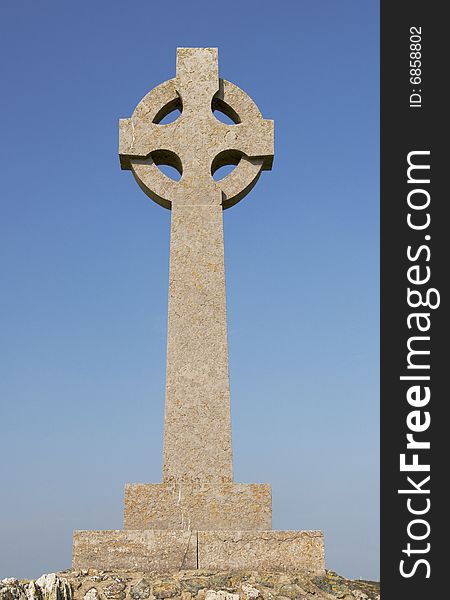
0 0 379 581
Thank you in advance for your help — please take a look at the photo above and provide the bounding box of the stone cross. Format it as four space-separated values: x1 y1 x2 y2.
72 48 325 574
120 48 273 486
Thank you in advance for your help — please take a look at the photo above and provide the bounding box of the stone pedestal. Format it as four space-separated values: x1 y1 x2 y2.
198 530 325 573
124 482 272 530
72 530 325 575
72 530 197 571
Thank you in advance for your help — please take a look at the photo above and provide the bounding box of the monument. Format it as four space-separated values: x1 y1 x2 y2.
72 48 325 573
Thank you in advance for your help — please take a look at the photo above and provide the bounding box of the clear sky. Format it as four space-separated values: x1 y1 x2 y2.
0 0 379 581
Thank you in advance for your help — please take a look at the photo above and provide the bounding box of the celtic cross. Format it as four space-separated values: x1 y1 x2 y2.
72 47 324 573
119 47 274 484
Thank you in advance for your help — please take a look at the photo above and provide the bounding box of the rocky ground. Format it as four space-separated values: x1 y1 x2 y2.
1 570 379 600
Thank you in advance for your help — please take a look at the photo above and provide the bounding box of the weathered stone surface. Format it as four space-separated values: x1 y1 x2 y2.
72 528 324 574
0 576 72 600
119 47 274 488
278 584 306 599
72 530 197 571
163 203 233 484
104 582 126 600
204 592 238 600
197 531 325 575
69 48 325 578
1 571 380 600
0 580 24 600
151 581 181 599
124 483 271 530
241 585 260 599
35 574 72 600
179 577 210 595
314 571 380 600
129 580 150 600
26 581 40 600
119 47 274 210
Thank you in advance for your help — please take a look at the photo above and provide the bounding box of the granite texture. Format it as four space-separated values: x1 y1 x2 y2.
124 483 272 530
73 530 324 574
118 48 274 490
72 530 197 571
198 531 325 575
118 47 273 491
163 204 232 484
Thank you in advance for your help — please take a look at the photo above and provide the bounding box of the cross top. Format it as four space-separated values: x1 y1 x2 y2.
119 48 274 209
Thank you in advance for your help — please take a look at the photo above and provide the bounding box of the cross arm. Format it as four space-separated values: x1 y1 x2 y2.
232 119 274 170
210 119 274 172
119 118 176 170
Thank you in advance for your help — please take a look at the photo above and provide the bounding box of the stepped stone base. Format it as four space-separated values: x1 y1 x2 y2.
72 529 325 575
124 482 272 530
72 530 197 571
199 530 325 573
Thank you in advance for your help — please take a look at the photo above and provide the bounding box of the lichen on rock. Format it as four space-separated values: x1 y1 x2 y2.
1 571 379 600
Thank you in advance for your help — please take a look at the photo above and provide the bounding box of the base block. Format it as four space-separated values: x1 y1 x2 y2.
72 529 325 574
72 530 197 571
124 482 272 530
198 530 325 575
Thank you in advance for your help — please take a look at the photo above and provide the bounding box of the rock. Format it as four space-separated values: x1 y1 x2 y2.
103 582 126 600
130 580 151 600
278 585 306 599
206 577 233 592
152 581 181 599
0 581 25 600
35 574 71 600
204 591 239 600
180 578 210 595
351 592 369 600
25 581 40 600
253 578 274 590
248 586 273 600
241 585 260 599
2 568 380 600
1 575 72 600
